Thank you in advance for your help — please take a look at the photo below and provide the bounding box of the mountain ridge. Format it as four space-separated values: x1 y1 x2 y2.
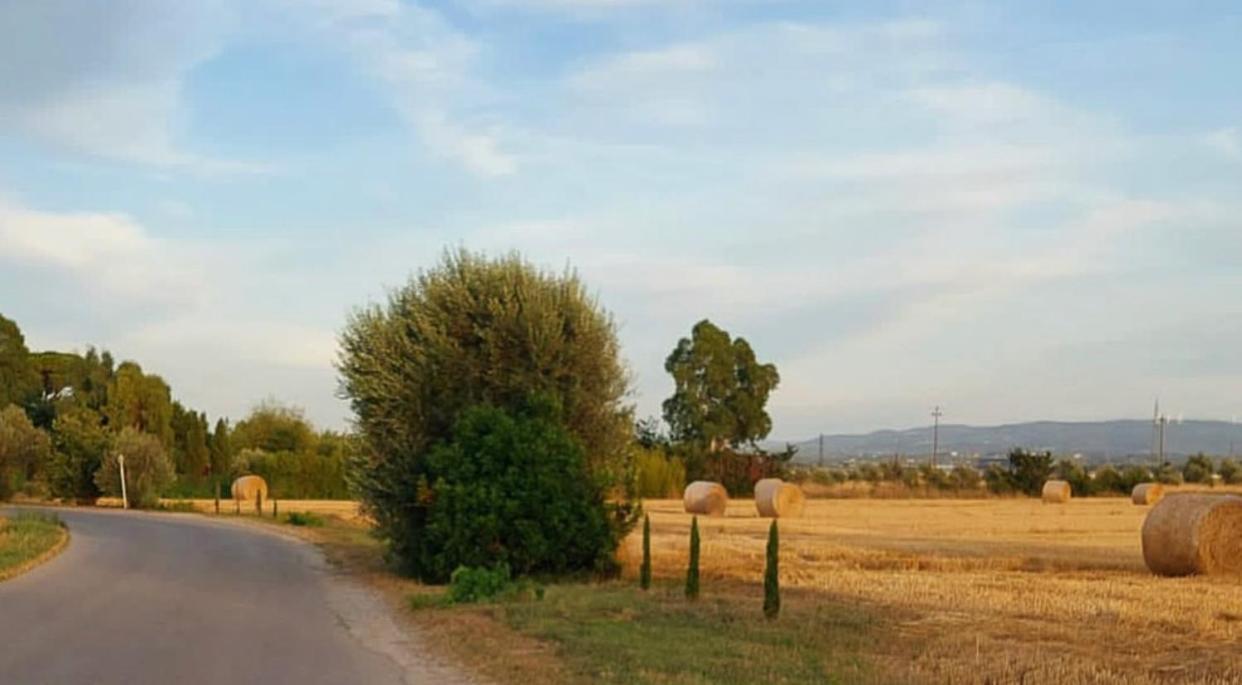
772 419 1242 463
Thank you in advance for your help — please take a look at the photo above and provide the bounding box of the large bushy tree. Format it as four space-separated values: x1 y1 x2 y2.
0 404 52 500
95 428 174 508
338 249 633 577
0 314 39 410
48 407 110 502
105 362 174 449
663 319 779 450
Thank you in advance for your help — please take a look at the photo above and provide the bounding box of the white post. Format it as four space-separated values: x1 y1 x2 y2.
118 454 129 510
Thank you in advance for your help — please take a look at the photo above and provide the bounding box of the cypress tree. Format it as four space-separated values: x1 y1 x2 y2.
763 520 780 619
640 514 652 590
685 515 700 600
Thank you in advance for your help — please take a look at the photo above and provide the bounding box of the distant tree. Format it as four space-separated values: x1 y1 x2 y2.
232 401 318 454
1183 454 1215 484
0 314 39 409
1054 458 1092 496
1119 464 1155 491
1218 459 1242 485
95 428 174 509
686 515 700 600
634 416 669 450
662 319 779 451
1007 449 1054 496
48 407 110 502
763 520 780 619
949 464 982 492
105 362 174 448
338 249 634 576
209 418 233 481
1154 461 1184 485
1091 465 1124 495
0 404 52 500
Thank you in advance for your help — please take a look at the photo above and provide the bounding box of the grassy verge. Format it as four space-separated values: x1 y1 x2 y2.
256 513 894 684
0 512 69 582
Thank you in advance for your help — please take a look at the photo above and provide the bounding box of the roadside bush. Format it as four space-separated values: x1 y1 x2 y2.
94 428 174 509
448 564 512 604
635 447 686 498
285 511 325 527
415 399 619 582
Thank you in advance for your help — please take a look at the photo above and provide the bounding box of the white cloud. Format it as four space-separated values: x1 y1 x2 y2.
1202 127 1240 159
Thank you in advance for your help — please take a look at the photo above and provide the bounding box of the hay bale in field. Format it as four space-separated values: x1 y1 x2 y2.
1141 493 1242 576
754 478 805 519
1131 482 1165 506
683 481 728 516
1041 480 1071 504
231 475 269 502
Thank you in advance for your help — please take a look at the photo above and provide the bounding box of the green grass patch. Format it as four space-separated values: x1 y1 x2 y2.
284 511 326 527
0 512 68 581
486 582 880 685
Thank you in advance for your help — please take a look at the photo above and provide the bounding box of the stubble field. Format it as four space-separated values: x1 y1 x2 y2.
624 495 1242 684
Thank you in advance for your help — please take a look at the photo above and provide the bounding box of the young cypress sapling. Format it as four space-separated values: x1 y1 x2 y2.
763 519 780 619
686 515 700 600
640 514 652 590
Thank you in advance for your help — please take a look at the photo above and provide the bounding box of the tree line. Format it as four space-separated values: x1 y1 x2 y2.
0 313 350 505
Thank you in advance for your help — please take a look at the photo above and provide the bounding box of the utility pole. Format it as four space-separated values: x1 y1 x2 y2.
930 406 943 468
817 433 824 468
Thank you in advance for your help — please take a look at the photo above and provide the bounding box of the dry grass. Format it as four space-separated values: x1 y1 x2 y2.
95 497 364 521
628 496 1242 684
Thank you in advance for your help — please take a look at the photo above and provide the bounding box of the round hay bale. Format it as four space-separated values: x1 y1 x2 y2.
1131 482 1165 506
1141 494 1242 576
1041 480 1071 504
754 478 806 518
683 481 728 516
231 475 269 502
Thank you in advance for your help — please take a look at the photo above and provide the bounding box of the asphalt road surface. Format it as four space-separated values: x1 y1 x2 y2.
0 508 440 685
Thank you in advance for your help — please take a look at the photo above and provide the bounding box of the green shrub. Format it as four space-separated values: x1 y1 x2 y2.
415 399 620 582
449 564 512 604
635 448 685 498
285 511 325 527
157 500 197 513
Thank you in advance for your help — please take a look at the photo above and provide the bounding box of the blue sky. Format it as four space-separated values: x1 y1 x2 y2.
1 1 1240 438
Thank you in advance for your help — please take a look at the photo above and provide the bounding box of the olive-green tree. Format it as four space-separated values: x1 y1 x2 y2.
0 314 39 409
338 249 634 576
48 407 110 502
105 362 174 449
95 428 175 509
0 404 52 500
662 319 779 451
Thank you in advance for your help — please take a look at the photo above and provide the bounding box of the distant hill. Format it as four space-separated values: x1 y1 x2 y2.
776 420 1242 464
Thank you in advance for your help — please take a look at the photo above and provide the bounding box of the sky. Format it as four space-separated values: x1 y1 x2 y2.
1 1 1240 440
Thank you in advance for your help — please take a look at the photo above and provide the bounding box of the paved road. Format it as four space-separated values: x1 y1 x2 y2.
0 508 417 685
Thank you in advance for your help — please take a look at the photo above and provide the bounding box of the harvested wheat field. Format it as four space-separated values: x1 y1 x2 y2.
624 496 1242 684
